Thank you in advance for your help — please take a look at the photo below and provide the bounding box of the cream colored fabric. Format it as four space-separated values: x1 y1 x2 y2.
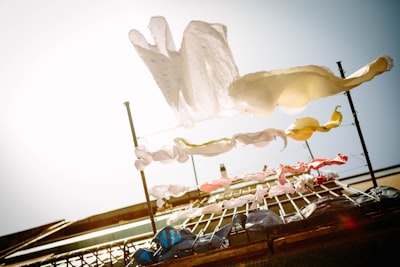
174 137 237 157
134 128 287 170
233 128 287 149
130 17 393 123
229 55 393 116
149 184 192 208
286 105 343 141
174 128 287 156
199 176 238 193
129 16 239 126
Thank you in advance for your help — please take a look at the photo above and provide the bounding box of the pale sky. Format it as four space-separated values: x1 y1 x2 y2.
1 0 399 236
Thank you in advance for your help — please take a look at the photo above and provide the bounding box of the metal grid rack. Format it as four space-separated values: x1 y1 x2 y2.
6 173 398 267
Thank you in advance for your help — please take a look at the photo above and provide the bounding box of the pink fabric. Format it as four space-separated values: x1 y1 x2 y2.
167 203 223 225
268 182 296 198
199 176 238 193
149 184 192 208
233 128 287 149
275 162 308 185
174 137 237 157
307 153 348 170
222 194 255 209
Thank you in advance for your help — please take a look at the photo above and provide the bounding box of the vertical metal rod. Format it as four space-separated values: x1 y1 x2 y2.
304 140 315 160
123 101 157 234
336 61 378 188
190 155 199 188
304 140 320 175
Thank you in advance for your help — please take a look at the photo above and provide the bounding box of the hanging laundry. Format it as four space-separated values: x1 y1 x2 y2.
307 153 348 170
174 137 236 156
275 162 308 185
149 184 192 208
130 17 393 123
349 186 400 204
167 203 223 225
219 186 268 210
222 194 256 210
133 128 287 170
245 209 283 232
274 154 347 185
199 176 238 193
233 128 287 149
229 55 393 116
243 171 268 183
268 182 296 198
293 173 316 193
285 196 358 223
129 16 239 126
135 217 242 265
286 105 343 141
134 145 189 171
167 207 201 225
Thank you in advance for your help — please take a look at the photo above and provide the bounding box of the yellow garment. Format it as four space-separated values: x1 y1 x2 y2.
286 105 343 141
229 55 393 116
174 137 236 156
174 128 288 157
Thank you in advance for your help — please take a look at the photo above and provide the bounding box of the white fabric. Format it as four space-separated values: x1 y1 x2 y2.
268 182 296 198
130 17 393 123
129 16 239 126
199 176 238 193
149 184 192 208
233 128 287 149
293 174 315 193
167 203 223 225
134 128 287 170
174 137 237 157
222 194 255 210
229 55 393 116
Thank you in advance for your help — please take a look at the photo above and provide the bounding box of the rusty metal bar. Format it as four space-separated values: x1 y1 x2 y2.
285 193 305 219
267 182 287 222
336 61 378 188
123 101 157 235
335 180 380 201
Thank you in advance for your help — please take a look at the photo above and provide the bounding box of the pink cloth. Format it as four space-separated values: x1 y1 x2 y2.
233 128 287 150
307 153 348 170
276 162 307 185
149 184 192 208
199 176 238 193
268 182 296 198
222 194 255 209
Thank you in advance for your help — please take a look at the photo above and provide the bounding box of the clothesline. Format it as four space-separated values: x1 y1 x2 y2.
129 16 393 126
149 153 348 210
134 106 343 171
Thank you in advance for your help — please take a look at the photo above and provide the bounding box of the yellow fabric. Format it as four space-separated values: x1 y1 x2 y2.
285 105 343 141
229 55 393 116
173 137 236 156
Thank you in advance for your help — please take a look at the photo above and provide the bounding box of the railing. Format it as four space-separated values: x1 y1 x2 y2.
10 176 385 267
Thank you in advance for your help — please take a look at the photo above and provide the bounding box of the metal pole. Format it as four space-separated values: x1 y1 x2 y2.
336 61 378 187
305 140 315 160
304 140 320 176
190 155 201 198
190 155 199 187
123 101 157 234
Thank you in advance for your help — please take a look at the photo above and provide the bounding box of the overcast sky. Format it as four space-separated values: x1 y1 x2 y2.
1 0 399 236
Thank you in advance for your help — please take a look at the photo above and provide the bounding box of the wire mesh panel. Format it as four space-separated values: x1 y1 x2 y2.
8 175 398 267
